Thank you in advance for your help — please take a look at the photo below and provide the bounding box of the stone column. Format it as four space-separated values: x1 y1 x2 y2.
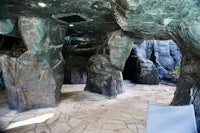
5 16 66 111
170 21 200 128
85 30 133 97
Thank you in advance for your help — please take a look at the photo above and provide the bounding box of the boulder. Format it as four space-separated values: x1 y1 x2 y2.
14 16 66 111
85 55 123 97
85 30 133 97
134 58 159 85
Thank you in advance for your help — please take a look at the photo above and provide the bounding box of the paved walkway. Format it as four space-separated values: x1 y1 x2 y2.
0 81 175 133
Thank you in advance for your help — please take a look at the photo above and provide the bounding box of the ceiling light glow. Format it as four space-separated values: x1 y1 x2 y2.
94 5 98 8
38 2 46 7
69 24 74 27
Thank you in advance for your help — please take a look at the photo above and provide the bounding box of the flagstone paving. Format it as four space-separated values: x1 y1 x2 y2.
0 81 175 133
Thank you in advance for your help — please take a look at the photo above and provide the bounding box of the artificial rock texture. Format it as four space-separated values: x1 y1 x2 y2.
171 21 200 126
85 30 133 97
123 40 181 84
135 58 159 85
85 55 123 97
0 0 200 123
0 17 19 38
0 16 66 111
0 55 17 109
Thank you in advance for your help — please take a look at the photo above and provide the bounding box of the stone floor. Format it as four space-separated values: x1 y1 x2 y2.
0 80 175 133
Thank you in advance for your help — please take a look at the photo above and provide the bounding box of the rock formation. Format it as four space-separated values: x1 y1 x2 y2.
0 1 200 128
123 40 181 84
170 22 200 126
85 30 133 97
0 17 66 111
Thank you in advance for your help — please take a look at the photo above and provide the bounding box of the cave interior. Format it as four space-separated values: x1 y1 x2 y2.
0 0 200 131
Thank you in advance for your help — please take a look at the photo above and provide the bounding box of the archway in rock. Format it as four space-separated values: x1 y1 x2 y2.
62 35 101 84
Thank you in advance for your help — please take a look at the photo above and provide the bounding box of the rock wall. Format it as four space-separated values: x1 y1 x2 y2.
0 16 66 111
0 55 17 109
123 40 181 84
85 30 133 97
170 21 200 128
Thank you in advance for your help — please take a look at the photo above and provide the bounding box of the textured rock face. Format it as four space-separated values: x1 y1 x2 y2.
108 30 133 71
0 55 17 109
123 40 181 84
85 30 133 97
139 40 182 78
15 16 65 111
85 55 123 97
123 44 160 85
0 17 66 111
114 0 199 39
171 21 200 128
0 17 19 37
135 58 159 85
1 0 200 125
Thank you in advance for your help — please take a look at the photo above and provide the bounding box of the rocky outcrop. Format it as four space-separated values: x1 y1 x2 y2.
0 17 66 111
85 30 133 97
1 0 200 127
123 40 181 84
170 21 200 129
85 55 123 97
140 40 181 79
134 58 159 85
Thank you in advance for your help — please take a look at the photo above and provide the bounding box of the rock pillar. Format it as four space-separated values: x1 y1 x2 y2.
85 30 133 97
1 16 66 111
171 21 200 129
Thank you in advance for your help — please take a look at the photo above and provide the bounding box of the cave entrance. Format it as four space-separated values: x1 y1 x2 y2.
0 34 28 108
0 34 27 58
62 35 102 85
123 40 182 86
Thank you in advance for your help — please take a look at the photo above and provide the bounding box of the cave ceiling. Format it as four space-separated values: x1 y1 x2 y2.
1 0 200 39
